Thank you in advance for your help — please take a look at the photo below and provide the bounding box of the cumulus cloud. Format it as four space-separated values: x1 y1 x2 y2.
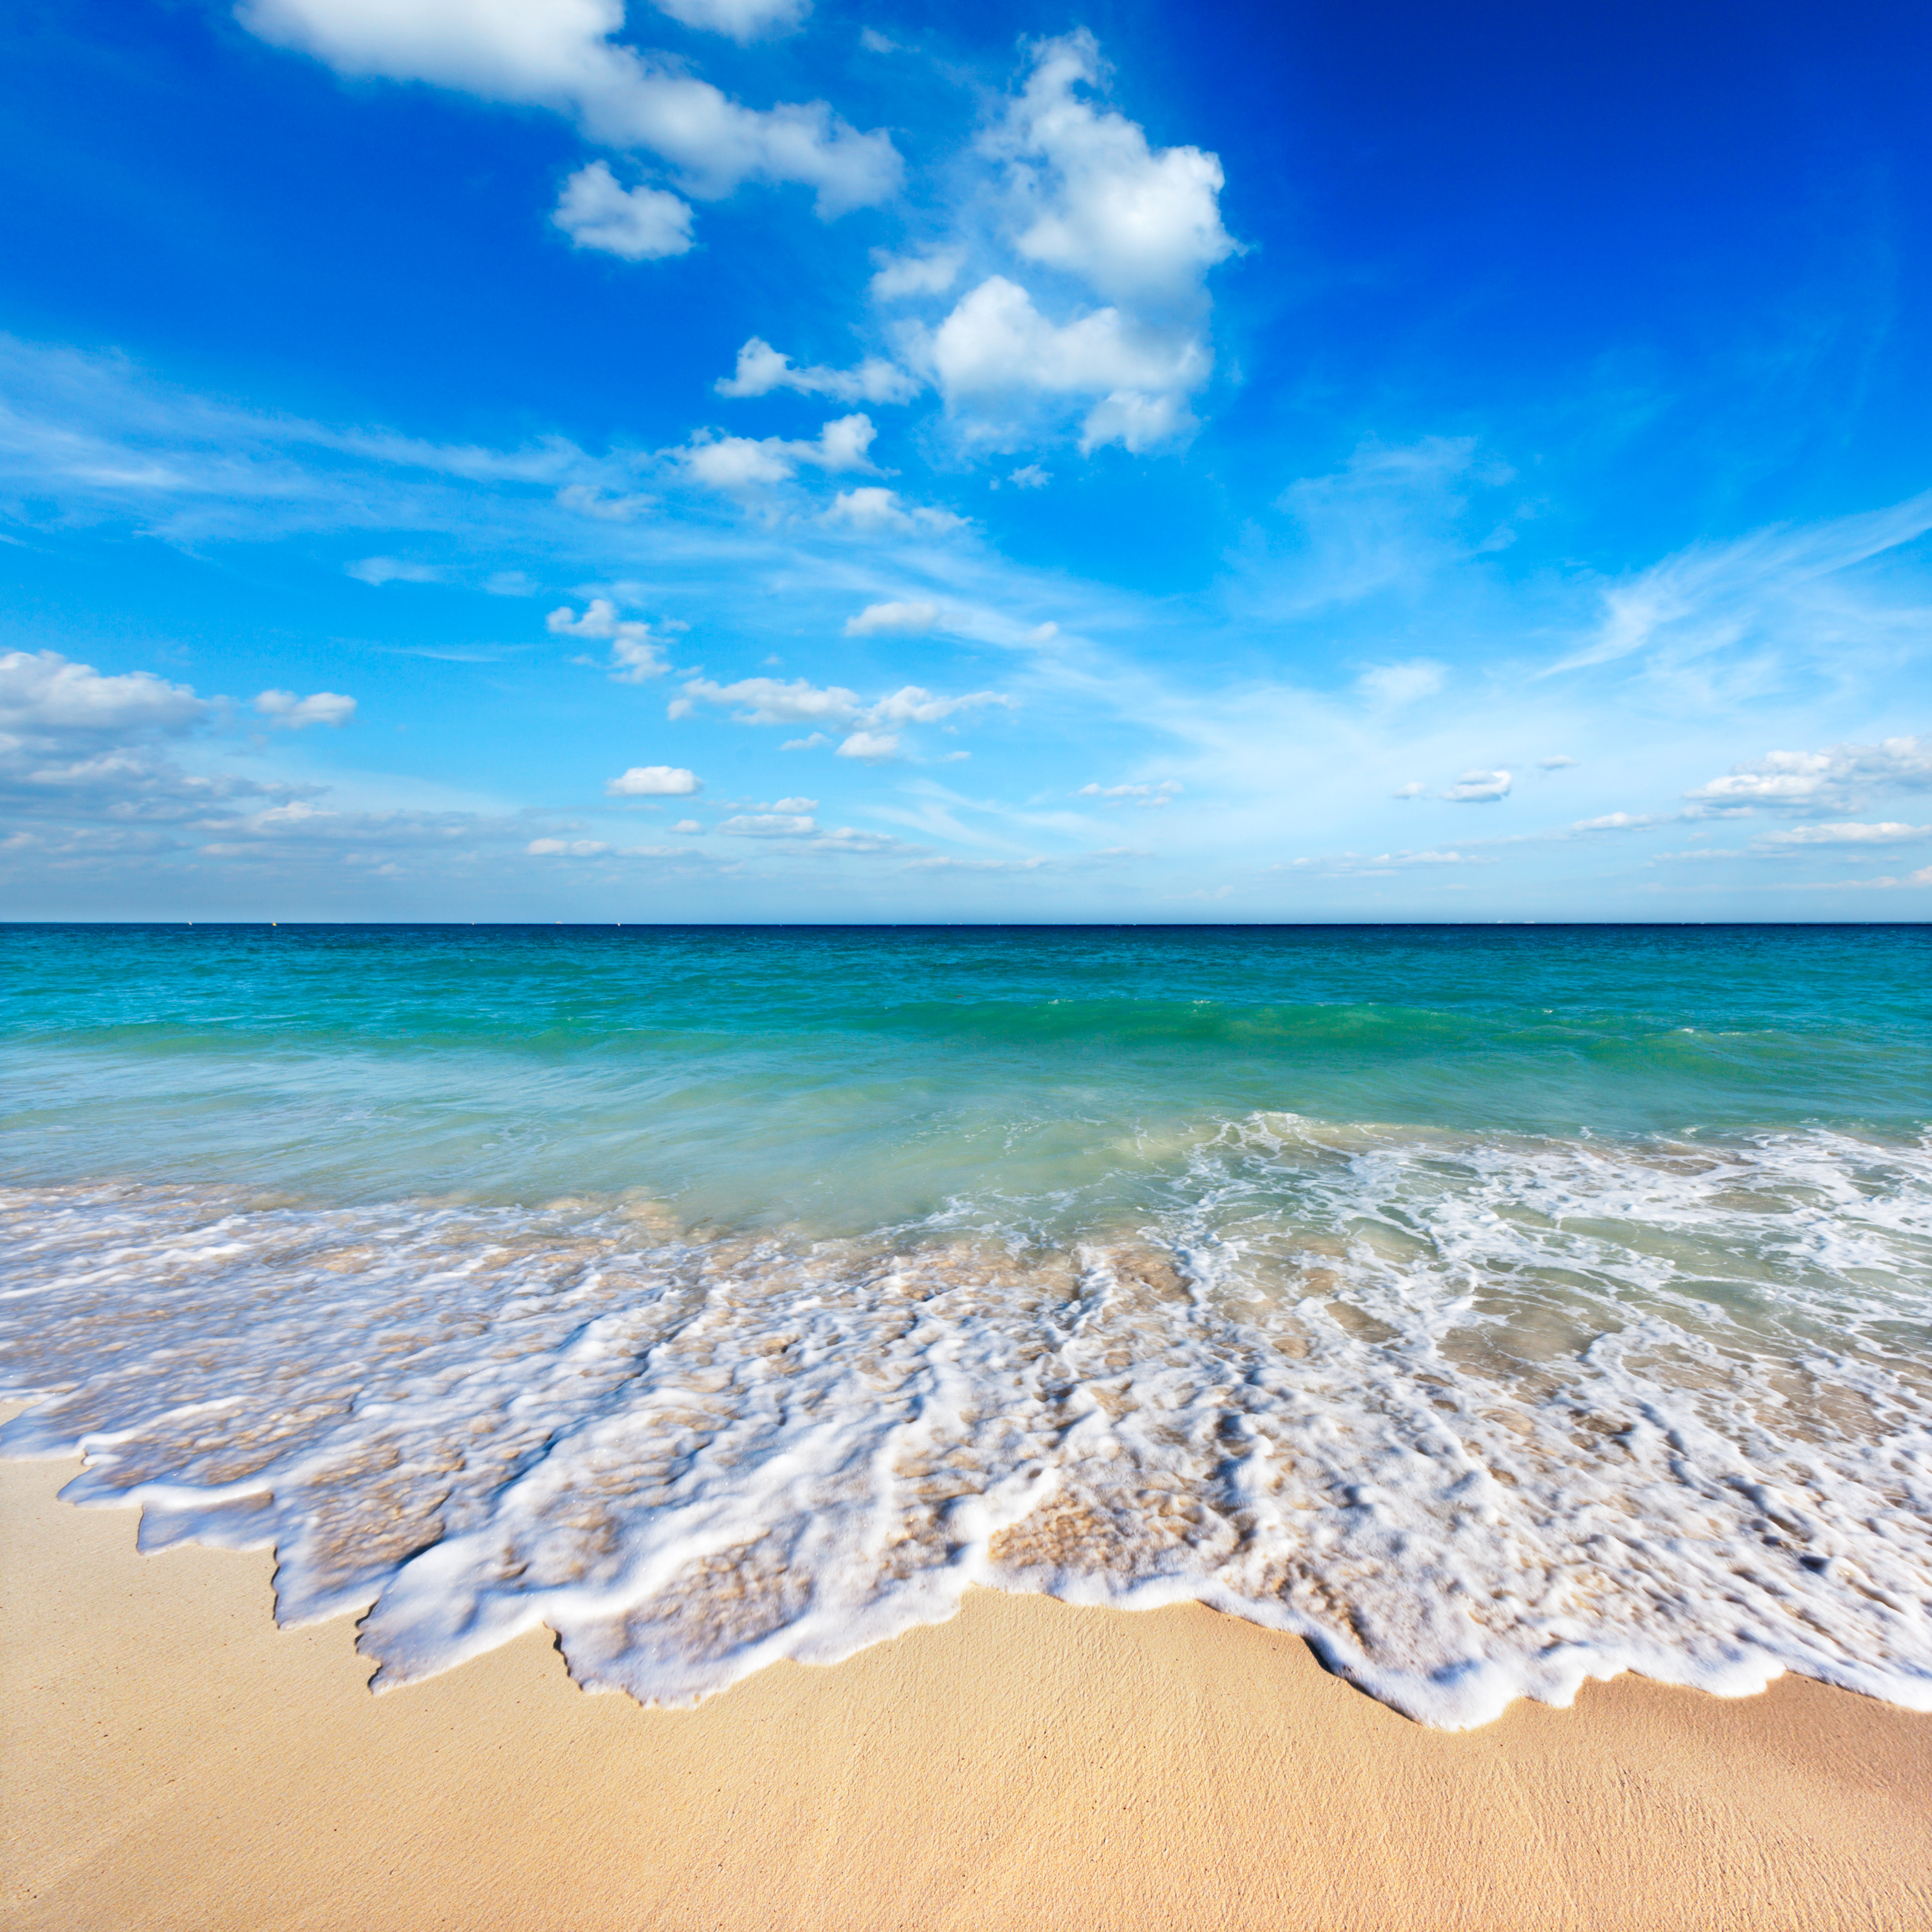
0 650 205 743
821 486 964 533
528 837 610 855
675 676 858 725
647 0 807 43
718 812 816 836
1444 768 1511 802
1684 737 1932 814
1006 463 1050 489
254 689 357 729
552 160 694 260
547 598 668 680
0 650 402 888
870 247 963 300
836 730 899 761
239 0 900 215
607 764 700 795
1539 754 1579 770
881 34 1232 457
673 675 1007 752
715 337 917 404
916 275 1206 450
844 600 939 636
992 31 1237 306
675 413 878 488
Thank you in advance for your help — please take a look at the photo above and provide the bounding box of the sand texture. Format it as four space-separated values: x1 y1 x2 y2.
4 1447 1930 1931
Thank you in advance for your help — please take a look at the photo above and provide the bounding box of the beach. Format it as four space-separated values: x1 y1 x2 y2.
5 1435 1929 1931
4 925 1931 1927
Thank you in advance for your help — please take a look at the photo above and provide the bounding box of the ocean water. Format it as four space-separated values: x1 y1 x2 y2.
2 922 1928 1728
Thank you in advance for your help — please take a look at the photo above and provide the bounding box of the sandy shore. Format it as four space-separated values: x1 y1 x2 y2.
3 1444 1928 1931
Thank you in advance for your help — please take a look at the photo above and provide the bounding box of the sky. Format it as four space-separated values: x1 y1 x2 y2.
1 0 1929 920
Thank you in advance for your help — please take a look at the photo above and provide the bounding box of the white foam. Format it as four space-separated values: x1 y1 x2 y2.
3 1117 1930 1729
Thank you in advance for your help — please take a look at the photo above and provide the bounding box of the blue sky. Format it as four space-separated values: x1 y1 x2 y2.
2 0 1928 919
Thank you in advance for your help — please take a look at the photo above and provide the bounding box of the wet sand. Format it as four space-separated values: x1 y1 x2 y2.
3 1444 1929 1931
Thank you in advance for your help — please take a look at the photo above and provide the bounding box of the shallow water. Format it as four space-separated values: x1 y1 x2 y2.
2 923 1928 1726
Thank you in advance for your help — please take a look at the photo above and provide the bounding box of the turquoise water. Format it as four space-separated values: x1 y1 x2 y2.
3 923 1929 1726
4 923 1924 1221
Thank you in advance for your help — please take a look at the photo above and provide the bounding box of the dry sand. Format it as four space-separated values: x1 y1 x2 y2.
3 1444 1930 1932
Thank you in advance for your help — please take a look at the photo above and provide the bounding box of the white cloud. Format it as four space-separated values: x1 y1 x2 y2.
676 413 877 488
837 730 900 761
1077 779 1181 806
868 687 1006 726
770 795 817 810
1280 847 1489 876
678 676 860 725
556 483 652 520
844 600 938 636
552 161 694 260
1444 768 1511 802
547 598 668 680
1558 489 1932 677
810 824 914 852
0 650 205 742
1685 737 1932 813
1573 812 1658 832
905 854 1044 872
607 764 700 795
715 337 917 404
869 247 963 300
717 812 816 835
1538 754 1579 770
239 0 900 214
675 676 1006 747
919 275 1204 437
647 0 806 43
671 818 703 832
345 555 441 584
990 30 1237 307
1077 389 1185 454
881 30 1232 456
1007 463 1050 489
254 689 357 729
1761 821 1932 845
1358 659 1446 706
822 486 964 533
528 837 610 855
1391 781 1426 799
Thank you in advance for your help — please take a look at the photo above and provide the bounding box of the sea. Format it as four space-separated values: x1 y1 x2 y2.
2 922 1928 1728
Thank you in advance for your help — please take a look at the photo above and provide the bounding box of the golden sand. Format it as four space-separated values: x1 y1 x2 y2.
3 1446 1928 1931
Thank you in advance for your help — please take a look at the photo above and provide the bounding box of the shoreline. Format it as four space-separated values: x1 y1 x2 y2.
4 1447 1929 1930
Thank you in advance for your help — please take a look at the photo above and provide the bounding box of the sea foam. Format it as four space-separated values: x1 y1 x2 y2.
3 1114 1929 1730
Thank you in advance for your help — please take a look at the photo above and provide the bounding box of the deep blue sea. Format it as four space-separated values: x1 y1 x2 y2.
3 923 1928 1725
